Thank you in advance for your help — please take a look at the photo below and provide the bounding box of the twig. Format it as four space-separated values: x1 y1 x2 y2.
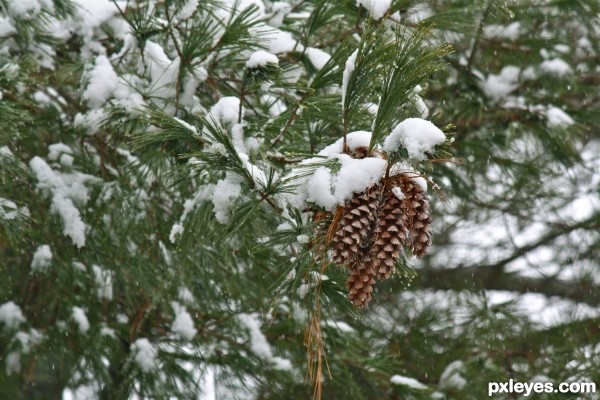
270 92 310 147
466 0 494 72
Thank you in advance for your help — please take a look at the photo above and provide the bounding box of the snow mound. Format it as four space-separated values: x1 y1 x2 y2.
383 118 446 160
246 50 279 68
357 0 392 20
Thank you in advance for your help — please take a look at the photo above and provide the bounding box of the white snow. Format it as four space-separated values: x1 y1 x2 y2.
0 198 19 220
0 16 16 37
390 375 428 390
540 58 572 77
48 143 73 161
341 50 358 109
31 245 53 272
0 302 26 329
238 313 292 370
72 306 90 333
73 109 108 135
439 360 467 390
178 287 196 305
331 154 387 203
5 329 43 375
170 184 215 242
6 352 21 375
306 47 331 70
268 2 291 27
391 186 404 200
412 93 429 118
317 130 372 156
246 50 279 68
92 265 113 300
411 176 428 191
212 174 242 223
82 55 119 108
132 338 158 372
324 320 355 333
482 66 520 100
6 0 42 18
356 0 392 20
546 106 574 128
383 118 446 160
177 0 198 20
306 167 337 209
289 131 388 209
144 41 180 114
29 157 88 248
296 234 310 244
239 153 268 188
263 29 301 54
171 302 197 341
483 22 521 40
73 0 121 35
209 96 242 127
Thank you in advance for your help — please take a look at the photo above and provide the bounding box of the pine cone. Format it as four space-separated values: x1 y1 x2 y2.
370 188 409 279
401 178 432 257
346 259 376 308
331 185 381 265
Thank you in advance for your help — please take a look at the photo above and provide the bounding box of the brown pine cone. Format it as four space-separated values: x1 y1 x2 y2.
370 188 409 279
331 184 381 265
401 178 432 257
347 259 376 308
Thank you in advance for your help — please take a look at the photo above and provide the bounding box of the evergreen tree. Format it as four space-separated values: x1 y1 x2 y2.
0 0 599 399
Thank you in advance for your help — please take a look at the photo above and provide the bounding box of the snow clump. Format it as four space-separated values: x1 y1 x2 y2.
383 118 446 160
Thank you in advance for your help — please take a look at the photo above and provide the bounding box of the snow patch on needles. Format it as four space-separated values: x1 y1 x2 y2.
289 131 387 210
483 22 521 40
356 0 392 20
209 96 243 127
170 185 215 243
82 55 119 108
263 29 301 54
318 130 372 156
29 157 96 248
305 47 331 70
342 50 358 110
212 174 242 223
540 58 572 77
6 329 43 375
132 338 158 373
306 167 337 210
238 313 292 371
171 302 197 341
0 198 20 220
332 154 387 202
72 306 90 333
545 106 574 128
92 265 113 300
0 302 26 329
482 66 520 100
31 245 52 273
246 50 279 68
439 360 467 390
176 0 198 20
144 41 180 114
383 118 446 160
390 375 428 390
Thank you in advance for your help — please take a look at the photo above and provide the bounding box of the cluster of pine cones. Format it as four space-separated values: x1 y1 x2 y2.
327 148 432 308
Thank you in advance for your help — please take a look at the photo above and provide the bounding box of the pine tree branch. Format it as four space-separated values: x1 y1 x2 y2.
466 0 494 72
270 91 310 147
419 212 600 304
419 264 600 307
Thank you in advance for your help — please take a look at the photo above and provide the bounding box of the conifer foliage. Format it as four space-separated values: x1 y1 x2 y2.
1 0 600 399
